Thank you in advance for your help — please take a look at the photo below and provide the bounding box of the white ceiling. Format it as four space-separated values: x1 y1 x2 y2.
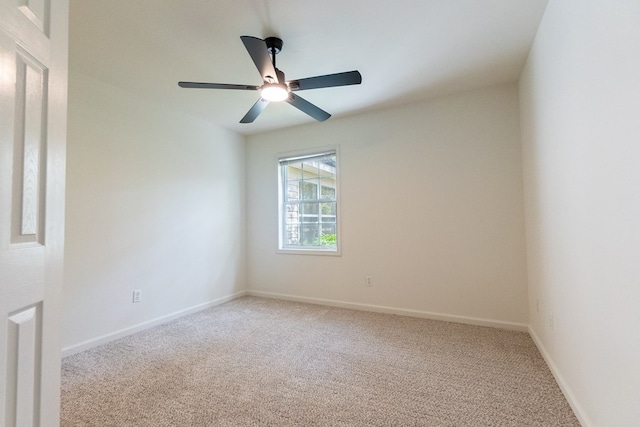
69 0 549 136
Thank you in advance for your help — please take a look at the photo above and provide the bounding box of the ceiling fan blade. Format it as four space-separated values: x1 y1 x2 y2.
288 70 362 91
178 82 259 90
240 36 278 83
240 98 270 123
286 93 331 122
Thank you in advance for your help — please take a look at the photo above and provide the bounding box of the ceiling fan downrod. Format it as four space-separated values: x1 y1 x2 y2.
265 36 283 74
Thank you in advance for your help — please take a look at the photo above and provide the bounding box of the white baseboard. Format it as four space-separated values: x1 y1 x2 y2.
528 326 591 427
247 290 528 332
61 291 248 357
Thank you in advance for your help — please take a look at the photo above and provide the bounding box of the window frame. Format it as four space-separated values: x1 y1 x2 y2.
276 146 341 256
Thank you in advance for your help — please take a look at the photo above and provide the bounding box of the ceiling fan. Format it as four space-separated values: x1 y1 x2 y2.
178 36 362 123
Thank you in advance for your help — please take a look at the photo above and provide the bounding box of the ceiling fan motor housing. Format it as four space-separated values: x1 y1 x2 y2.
265 37 283 55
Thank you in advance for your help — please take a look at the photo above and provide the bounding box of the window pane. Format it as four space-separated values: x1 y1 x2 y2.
285 224 300 245
320 184 335 199
301 224 320 245
321 224 336 236
301 202 319 223
320 202 336 220
285 203 300 225
301 181 317 200
318 225 336 247
286 181 301 201
286 162 303 178
301 159 320 181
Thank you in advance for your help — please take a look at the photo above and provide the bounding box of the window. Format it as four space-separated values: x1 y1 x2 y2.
278 150 339 253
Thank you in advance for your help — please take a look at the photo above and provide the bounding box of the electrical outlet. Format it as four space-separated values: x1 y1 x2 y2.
536 298 540 313
365 275 373 286
132 290 142 303
547 313 554 331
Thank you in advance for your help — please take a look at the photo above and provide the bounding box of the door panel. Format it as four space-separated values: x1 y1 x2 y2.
17 0 49 33
12 50 47 245
6 304 42 427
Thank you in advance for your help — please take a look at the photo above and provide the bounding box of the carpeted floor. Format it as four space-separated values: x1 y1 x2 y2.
61 296 579 426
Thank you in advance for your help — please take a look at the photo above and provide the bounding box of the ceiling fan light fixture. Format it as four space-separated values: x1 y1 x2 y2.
261 83 289 102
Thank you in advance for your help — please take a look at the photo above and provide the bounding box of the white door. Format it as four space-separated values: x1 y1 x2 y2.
0 0 68 425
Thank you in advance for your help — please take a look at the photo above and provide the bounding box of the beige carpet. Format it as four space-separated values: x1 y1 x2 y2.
61 296 579 426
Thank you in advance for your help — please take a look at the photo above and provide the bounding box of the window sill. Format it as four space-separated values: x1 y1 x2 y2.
276 248 342 257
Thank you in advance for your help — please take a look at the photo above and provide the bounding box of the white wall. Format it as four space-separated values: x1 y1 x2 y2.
246 84 529 327
63 72 246 351
519 0 640 425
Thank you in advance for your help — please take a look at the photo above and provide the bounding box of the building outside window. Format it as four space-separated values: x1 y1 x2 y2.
278 149 339 253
